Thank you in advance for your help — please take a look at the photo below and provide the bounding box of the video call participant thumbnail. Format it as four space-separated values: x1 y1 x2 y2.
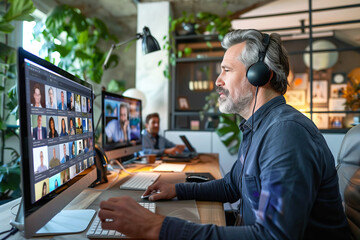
77 140 83 155
48 146 60 168
76 117 83 134
81 96 87 112
87 98 92 113
49 173 61 192
67 92 75 111
57 89 67 110
60 143 69 164
69 141 76 159
75 94 81 112
48 116 59 138
68 117 76 135
45 86 57 109
59 117 68 136
32 114 47 140
33 146 48 174
30 81 45 108
34 179 49 201
105 103 131 143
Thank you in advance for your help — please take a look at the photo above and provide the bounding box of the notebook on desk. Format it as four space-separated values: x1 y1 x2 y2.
162 135 197 162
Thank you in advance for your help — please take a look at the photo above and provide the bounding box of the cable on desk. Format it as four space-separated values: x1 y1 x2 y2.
109 159 135 175
90 159 138 192
10 202 20 216
0 227 18 240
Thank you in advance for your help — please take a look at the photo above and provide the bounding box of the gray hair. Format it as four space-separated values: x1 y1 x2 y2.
222 29 289 95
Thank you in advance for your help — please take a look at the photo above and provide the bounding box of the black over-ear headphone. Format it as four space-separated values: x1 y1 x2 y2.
246 33 271 87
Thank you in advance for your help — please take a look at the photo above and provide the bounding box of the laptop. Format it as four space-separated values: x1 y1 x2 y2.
162 135 197 162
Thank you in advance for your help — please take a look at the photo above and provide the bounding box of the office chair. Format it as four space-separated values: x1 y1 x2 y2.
337 124 360 239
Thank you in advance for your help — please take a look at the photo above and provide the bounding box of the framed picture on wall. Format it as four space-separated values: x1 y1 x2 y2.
285 90 306 106
311 80 328 104
290 73 308 90
330 84 346 98
178 96 190 110
331 72 347 84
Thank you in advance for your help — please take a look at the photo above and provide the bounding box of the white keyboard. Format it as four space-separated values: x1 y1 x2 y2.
119 172 160 190
87 202 156 239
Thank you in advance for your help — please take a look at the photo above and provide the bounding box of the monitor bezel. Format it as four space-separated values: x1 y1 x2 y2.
101 90 143 161
17 47 97 236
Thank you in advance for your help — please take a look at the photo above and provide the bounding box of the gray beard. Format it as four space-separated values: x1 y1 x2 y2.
218 90 253 117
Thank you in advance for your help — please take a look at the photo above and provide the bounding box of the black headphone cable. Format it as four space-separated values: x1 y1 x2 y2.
238 86 259 226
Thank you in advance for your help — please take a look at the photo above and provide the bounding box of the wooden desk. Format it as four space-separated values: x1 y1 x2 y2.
0 153 225 239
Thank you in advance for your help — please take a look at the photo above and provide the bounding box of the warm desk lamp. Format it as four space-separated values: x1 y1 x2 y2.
103 26 160 70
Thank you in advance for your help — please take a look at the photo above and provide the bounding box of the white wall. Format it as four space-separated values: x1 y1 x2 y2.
323 133 345 165
136 2 170 135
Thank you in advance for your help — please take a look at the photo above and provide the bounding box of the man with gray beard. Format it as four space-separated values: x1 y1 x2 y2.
97 29 350 240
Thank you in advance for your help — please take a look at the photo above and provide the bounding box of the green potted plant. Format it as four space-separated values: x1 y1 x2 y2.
0 0 36 203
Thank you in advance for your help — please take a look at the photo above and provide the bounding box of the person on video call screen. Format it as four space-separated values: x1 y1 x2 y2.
105 103 131 143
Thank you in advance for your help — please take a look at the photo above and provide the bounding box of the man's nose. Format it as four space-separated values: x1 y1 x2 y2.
215 75 224 87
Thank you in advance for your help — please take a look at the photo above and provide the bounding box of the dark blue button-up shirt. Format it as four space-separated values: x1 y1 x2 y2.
159 96 349 240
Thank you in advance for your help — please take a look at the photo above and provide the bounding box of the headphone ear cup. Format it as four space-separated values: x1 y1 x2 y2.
246 61 271 87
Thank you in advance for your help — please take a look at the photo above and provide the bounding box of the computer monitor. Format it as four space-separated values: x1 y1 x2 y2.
101 91 142 162
16 48 97 238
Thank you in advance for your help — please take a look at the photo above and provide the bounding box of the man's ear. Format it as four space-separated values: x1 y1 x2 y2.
269 70 274 82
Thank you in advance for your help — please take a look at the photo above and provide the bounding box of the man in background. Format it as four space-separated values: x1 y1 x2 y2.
142 113 185 156
33 115 47 140
105 103 131 143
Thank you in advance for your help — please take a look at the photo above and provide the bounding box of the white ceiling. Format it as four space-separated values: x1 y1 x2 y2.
232 0 360 45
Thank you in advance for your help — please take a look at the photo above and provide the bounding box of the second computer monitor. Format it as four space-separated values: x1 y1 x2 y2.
102 91 142 161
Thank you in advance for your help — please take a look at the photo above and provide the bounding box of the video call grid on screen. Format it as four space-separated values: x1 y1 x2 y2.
103 94 142 148
24 58 95 203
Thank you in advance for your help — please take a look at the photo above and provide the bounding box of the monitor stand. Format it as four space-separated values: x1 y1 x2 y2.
12 199 96 236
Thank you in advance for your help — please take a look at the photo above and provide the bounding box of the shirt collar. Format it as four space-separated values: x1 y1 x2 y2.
239 95 286 132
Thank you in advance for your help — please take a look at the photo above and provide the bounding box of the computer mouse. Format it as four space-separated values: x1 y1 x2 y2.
186 175 210 183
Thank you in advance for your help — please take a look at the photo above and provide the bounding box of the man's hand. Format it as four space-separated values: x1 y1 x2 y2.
142 181 177 201
164 144 186 155
175 144 185 152
99 196 165 239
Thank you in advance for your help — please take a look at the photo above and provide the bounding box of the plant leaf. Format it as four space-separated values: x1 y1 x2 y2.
3 0 35 22
215 114 242 155
0 22 15 33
